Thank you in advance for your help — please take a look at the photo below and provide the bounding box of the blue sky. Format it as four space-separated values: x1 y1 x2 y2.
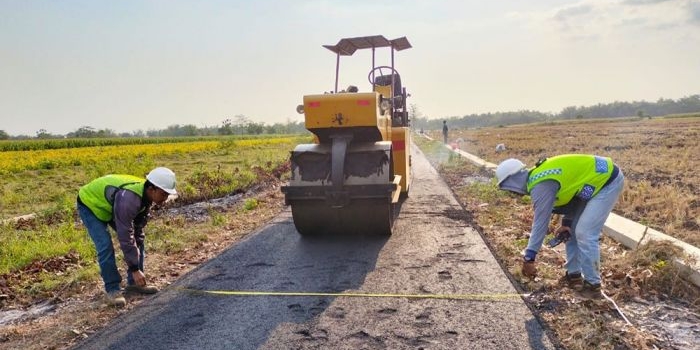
1 0 699 135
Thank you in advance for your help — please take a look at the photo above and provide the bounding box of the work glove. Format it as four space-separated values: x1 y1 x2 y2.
521 260 537 278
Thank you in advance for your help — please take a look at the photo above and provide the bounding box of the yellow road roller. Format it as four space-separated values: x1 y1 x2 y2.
281 35 412 236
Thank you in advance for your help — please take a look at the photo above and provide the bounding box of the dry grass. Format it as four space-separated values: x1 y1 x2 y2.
417 132 700 350
437 116 700 246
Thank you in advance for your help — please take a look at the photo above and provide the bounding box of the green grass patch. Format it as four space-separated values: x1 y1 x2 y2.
0 222 94 275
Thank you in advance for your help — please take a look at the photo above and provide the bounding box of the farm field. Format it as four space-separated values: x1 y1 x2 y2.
415 134 699 350
431 116 700 247
0 135 308 220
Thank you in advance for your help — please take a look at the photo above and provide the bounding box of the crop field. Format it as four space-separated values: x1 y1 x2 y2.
0 135 308 219
0 135 309 275
431 115 700 247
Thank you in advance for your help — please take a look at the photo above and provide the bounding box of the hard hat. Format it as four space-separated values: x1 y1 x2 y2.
146 167 177 194
495 158 526 185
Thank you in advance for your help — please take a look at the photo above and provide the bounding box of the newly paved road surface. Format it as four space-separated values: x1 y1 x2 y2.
73 145 555 350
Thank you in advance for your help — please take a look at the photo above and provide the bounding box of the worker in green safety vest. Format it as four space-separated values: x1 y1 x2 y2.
77 167 177 307
495 154 624 300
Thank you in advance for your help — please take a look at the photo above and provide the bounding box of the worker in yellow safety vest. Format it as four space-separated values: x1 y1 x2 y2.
495 154 624 300
77 167 176 307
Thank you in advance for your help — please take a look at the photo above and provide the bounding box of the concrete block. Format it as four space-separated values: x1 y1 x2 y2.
602 213 648 250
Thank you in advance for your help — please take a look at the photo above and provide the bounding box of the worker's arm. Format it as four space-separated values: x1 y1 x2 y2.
133 209 149 247
113 190 144 272
524 180 559 261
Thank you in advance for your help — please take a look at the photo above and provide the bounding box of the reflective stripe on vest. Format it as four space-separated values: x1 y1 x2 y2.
78 174 146 222
526 154 614 207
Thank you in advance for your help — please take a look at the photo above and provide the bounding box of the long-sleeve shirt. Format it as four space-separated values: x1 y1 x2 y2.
525 180 559 257
110 189 149 270
526 179 589 259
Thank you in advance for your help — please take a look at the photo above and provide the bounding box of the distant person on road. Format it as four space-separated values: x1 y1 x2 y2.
77 167 177 307
495 154 624 300
442 120 448 144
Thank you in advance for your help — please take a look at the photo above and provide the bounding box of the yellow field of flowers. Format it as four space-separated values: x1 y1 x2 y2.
0 141 221 174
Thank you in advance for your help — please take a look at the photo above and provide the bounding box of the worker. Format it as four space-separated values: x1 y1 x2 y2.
76 167 177 307
495 154 624 299
442 120 448 144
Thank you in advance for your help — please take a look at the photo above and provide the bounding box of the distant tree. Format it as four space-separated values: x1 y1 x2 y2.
36 129 53 139
97 128 117 137
181 124 198 136
245 122 264 135
219 118 234 135
0 130 9 140
68 126 97 138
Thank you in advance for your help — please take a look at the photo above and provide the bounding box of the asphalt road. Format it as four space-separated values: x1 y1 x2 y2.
73 145 555 350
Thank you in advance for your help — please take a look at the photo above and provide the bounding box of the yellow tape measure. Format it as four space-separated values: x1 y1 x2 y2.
181 288 528 301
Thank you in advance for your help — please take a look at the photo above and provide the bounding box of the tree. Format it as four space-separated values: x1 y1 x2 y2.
69 126 97 138
0 130 9 140
36 129 52 139
219 118 234 135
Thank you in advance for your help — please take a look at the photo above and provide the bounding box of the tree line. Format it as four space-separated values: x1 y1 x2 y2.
1 94 699 140
0 115 307 140
412 94 700 131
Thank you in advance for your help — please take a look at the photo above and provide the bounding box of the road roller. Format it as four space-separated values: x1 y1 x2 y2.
281 35 412 236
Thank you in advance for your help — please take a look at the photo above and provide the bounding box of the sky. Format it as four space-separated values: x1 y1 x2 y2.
1 0 699 136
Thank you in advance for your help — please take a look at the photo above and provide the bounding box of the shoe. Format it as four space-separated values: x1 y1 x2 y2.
560 272 584 291
125 284 159 294
105 291 126 307
577 280 603 300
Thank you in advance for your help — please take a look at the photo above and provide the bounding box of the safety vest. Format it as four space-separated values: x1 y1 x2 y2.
526 154 614 207
78 174 146 222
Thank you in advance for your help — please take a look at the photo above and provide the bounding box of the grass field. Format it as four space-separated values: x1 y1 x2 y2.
431 115 700 247
0 135 309 277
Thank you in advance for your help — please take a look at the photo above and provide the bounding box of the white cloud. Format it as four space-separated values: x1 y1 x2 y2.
511 0 698 41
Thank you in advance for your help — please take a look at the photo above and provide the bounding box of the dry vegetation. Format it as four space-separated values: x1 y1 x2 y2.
420 116 700 349
442 116 700 247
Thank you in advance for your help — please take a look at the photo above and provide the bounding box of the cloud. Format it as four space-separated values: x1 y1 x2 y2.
622 0 673 5
510 0 699 41
691 0 700 24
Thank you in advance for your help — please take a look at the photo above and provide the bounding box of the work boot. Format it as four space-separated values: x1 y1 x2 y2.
577 280 603 300
105 291 126 307
560 272 584 291
125 284 159 294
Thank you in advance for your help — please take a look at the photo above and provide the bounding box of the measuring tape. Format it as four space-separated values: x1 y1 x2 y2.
181 288 528 301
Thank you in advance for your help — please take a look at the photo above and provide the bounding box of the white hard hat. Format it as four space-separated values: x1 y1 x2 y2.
495 158 526 185
146 167 177 194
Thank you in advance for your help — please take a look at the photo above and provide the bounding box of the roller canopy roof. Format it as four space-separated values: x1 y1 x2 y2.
323 35 411 56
